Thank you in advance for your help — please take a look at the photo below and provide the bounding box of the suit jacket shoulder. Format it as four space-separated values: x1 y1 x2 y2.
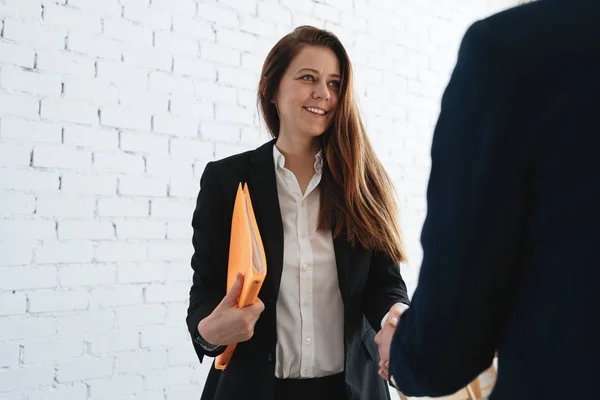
474 0 600 73
200 141 275 189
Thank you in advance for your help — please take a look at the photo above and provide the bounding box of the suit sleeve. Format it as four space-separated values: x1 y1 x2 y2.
389 20 527 396
362 250 410 333
186 161 229 363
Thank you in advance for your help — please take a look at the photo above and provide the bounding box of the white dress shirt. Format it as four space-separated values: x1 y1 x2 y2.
273 145 345 379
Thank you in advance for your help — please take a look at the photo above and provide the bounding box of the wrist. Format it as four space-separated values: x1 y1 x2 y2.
197 316 218 345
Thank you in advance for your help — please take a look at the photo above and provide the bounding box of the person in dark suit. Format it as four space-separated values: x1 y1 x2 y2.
186 26 410 400
374 1 600 399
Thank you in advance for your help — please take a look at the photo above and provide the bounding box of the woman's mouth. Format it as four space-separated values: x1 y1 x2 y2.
303 106 327 115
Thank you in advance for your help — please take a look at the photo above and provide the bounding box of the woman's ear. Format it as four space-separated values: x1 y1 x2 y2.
269 90 278 105
259 77 268 98
260 76 278 104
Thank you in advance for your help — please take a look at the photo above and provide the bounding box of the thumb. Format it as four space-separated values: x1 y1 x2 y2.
224 273 244 305
387 316 399 328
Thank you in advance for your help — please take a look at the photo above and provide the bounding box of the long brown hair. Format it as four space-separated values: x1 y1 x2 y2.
258 26 406 265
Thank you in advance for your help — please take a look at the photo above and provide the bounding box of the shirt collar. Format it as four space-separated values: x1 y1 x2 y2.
273 145 324 174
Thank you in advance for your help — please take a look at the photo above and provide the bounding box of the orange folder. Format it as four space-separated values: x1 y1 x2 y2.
215 183 267 370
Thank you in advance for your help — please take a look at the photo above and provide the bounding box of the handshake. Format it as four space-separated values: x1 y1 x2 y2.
374 302 409 383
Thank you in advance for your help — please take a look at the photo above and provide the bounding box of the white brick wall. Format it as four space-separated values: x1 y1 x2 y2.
27 384 88 400
1 143 30 166
56 356 114 383
22 336 85 364
114 349 168 373
0 342 20 367
0 0 516 398
0 292 27 316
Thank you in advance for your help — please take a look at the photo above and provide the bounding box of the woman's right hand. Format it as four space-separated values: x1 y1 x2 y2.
197 273 265 346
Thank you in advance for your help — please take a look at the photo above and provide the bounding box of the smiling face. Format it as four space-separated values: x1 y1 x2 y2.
272 45 341 140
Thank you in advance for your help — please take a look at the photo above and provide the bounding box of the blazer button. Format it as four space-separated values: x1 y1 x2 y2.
268 353 273 363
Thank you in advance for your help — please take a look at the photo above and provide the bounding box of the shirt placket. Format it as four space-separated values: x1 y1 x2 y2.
298 190 315 377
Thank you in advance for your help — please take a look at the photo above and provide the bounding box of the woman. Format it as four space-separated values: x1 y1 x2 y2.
186 26 410 400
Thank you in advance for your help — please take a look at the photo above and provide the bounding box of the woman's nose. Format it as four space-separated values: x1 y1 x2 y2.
312 81 330 100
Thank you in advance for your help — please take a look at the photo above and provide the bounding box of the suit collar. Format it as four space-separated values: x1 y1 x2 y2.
333 236 351 304
250 138 277 165
248 140 285 301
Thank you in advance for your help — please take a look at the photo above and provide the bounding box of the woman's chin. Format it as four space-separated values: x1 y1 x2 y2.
299 125 328 138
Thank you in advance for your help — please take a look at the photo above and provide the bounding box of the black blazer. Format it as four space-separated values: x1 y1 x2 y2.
389 1 600 399
186 140 410 400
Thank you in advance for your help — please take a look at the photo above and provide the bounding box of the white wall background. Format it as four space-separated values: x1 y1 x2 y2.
0 0 516 399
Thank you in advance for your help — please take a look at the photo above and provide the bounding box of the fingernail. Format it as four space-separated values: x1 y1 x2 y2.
390 317 398 326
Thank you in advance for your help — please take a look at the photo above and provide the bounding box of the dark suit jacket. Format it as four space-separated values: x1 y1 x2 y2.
389 1 600 399
186 140 410 400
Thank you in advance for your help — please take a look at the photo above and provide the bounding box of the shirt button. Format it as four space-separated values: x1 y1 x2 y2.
301 264 308 271
305 337 312 345
302 298 309 306
303 368 309 375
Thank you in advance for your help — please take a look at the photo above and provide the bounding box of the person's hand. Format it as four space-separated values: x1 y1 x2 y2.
374 302 408 381
197 273 265 346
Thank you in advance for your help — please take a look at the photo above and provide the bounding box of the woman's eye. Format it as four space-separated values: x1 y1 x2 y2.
301 75 314 81
330 81 341 89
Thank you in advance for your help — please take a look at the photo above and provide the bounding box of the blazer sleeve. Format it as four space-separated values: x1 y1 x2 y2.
362 250 410 333
186 161 229 363
389 20 527 396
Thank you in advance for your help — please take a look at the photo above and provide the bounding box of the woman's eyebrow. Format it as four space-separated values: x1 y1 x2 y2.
295 67 341 78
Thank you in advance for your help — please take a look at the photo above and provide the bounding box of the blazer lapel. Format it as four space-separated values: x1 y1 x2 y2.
333 234 351 305
247 140 285 302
